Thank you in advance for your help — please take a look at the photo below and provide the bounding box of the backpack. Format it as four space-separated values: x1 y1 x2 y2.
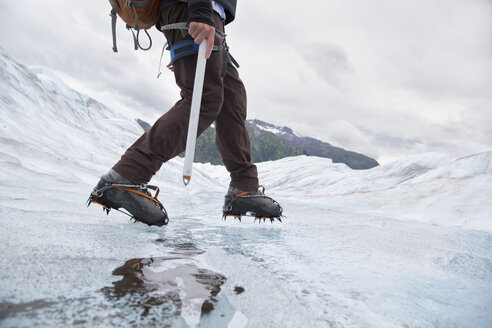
109 0 161 52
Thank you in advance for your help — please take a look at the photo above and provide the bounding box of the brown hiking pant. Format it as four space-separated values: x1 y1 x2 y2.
112 3 258 191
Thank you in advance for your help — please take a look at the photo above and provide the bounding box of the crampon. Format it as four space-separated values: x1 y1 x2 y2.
222 186 283 223
87 181 169 226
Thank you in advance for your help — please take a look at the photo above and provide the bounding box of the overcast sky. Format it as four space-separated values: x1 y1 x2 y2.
1 0 491 163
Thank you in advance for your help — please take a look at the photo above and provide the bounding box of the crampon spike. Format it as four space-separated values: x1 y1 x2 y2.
223 214 242 222
252 216 283 224
224 213 282 224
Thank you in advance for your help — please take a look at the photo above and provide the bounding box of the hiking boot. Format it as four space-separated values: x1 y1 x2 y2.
223 186 283 222
87 169 169 226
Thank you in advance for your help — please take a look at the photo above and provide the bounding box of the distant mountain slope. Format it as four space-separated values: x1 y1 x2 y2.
191 122 303 165
136 118 379 169
249 119 379 169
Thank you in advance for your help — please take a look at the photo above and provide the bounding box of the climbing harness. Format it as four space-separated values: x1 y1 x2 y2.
158 22 240 78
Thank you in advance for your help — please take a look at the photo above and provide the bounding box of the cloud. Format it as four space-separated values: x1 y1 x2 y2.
300 43 355 88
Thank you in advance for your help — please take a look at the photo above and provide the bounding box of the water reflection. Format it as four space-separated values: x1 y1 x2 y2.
102 242 227 326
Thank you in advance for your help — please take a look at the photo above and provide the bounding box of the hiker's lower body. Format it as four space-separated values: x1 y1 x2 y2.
88 3 282 225
112 3 258 191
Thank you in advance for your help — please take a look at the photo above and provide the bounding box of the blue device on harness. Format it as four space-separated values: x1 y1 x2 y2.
170 40 200 64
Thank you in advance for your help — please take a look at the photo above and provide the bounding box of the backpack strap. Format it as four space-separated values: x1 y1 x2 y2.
110 0 120 52
129 28 152 51
125 0 152 30
109 0 155 52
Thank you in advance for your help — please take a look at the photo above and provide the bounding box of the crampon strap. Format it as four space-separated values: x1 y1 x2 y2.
94 183 162 206
234 185 265 198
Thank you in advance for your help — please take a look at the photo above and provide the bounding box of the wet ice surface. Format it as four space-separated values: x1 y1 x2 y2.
1 182 491 327
1 50 492 327
0 196 231 328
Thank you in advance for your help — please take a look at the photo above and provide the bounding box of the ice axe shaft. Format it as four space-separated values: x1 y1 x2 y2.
183 40 207 186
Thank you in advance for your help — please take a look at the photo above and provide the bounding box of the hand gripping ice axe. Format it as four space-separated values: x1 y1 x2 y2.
183 40 207 186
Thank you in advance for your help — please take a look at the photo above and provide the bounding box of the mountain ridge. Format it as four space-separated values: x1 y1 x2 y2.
248 119 379 169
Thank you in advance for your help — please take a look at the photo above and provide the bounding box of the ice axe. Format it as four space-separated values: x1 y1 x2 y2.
183 40 207 186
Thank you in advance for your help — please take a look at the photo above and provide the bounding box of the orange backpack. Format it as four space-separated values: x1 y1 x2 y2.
109 0 161 52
